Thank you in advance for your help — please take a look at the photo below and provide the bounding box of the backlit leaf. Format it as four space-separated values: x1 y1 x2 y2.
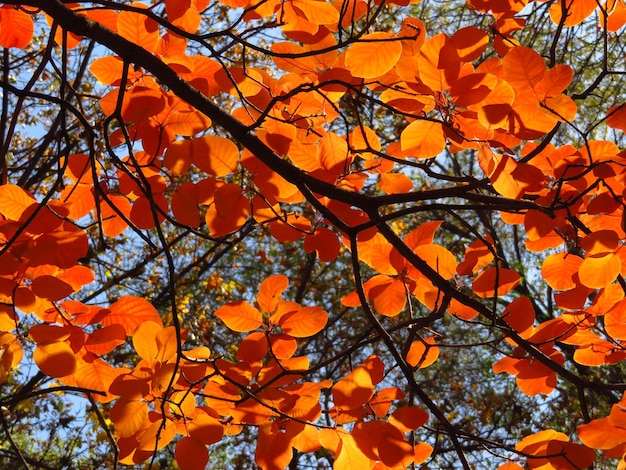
175 437 209 470
0 184 37 220
406 337 439 368
132 321 162 361
472 267 521 297
389 406 429 432
104 296 163 335
34 342 76 378
578 417 626 449
110 398 149 438
85 324 127 355
401 120 446 159
578 253 621 289
0 6 34 49
332 366 374 408
257 275 289 313
278 306 328 337
541 251 583 291
117 3 160 53
502 46 545 91
215 301 263 332
344 32 402 79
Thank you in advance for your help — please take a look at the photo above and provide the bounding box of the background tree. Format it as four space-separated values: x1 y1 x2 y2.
0 0 626 469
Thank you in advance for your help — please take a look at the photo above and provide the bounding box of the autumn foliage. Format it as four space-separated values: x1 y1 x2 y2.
1 0 626 468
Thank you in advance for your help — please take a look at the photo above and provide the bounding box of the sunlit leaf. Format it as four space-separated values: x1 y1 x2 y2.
257 275 289 313
34 342 77 378
578 253 621 289
175 437 209 470
117 3 160 53
110 398 149 438
277 306 328 337
0 184 37 220
389 406 429 432
215 301 263 332
0 6 34 49
104 296 163 335
406 337 439 368
541 251 583 291
344 32 402 79
472 267 521 297
332 366 374 409
401 120 446 159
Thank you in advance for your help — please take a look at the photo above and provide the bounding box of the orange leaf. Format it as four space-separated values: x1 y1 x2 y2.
110 398 149 438
257 275 289 313
604 300 626 340
406 337 439 368
414 441 434 465
332 366 374 408
61 351 123 402
255 422 294 470
34 342 77 378
413 244 458 279
401 120 446 159
237 331 269 362
138 417 177 451
403 221 444 249
549 0 597 26
320 427 371 468
502 46 545 92
472 267 521 297
85 324 127 355
89 55 126 85
171 182 201 227
277 306 328 337
450 26 489 62
29 324 71 344
188 412 224 445
418 33 460 91
389 406 429 432
189 135 240 176
318 132 351 175
541 251 583 291
132 321 162 361
501 297 535 338
0 6 34 49
0 332 23 383
215 301 263 332
0 184 37 220
175 437 209 470
117 3 160 54
268 333 297 359
304 227 340 262
101 297 161 337
379 173 414 194
607 104 626 132
578 253 621 289
205 183 250 237
351 421 413 467
344 32 402 79
368 276 409 317
578 417 626 449
101 194 132 238
457 237 494 275
31 275 74 301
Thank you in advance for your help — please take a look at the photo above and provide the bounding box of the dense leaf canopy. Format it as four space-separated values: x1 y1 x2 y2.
0 0 626 468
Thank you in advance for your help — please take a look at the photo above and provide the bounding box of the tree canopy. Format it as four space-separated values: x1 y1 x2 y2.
1 0 626 468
